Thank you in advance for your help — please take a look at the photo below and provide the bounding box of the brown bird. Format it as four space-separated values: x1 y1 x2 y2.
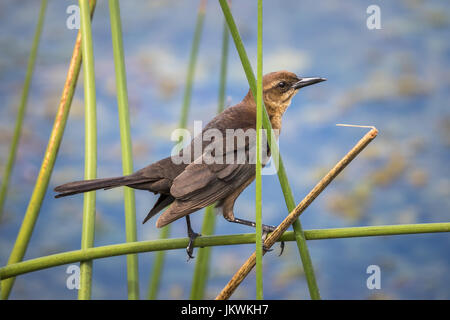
54 70 325 258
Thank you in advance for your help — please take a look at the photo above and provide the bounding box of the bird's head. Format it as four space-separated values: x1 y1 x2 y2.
243 70 326 129
261 71 326 118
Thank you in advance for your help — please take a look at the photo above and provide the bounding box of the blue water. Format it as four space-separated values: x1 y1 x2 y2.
0 0 449 299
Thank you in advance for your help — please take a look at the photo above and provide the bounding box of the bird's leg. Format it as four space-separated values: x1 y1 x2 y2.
228 217 276 231
185 215 201 261
225 216 285 256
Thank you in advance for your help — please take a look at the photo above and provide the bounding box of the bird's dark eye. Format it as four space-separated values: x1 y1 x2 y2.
278 81 287 88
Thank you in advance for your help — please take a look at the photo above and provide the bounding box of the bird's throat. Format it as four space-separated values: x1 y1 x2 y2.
268 114 283 131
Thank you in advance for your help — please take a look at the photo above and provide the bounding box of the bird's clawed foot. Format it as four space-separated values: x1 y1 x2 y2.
278 241 285 256
261 230 273 253
186 229 201 261
264 240 284 256
261 230 285 256
185 215 201 261
261 225 285 256
227 217 285 256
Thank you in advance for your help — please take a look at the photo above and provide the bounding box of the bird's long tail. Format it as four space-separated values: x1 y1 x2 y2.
54 176 131 198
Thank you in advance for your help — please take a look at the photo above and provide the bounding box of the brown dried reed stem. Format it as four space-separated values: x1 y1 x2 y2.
215 126 378 300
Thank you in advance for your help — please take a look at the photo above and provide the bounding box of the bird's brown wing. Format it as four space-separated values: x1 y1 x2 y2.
130 104 255 194
155 104 260 227
155 150 255 228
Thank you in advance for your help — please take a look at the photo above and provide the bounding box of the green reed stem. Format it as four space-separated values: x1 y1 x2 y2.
179 0 206 131
147 225 169 300
0 0 47 220
190 14 229 300
189 206 215 299
218 0 321 300
78 0 98 300
2 222 448 282
147 0 207 300
0 0 97 300
108 0 139 300
255 0 263 300
217 22 229 115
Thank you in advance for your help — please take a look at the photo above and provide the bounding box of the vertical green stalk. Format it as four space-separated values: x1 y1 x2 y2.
108 0 139 300
147 0 207 300
146 223 168 299
189 206 215 299
217 20 229 115
218 0 321 299
178 0 207 131
0 0 97 300
190 15 229 300
255 0 263 300
0 0 47 221
78 0 98 300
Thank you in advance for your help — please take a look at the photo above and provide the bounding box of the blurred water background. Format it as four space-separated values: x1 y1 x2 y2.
0 0 449 299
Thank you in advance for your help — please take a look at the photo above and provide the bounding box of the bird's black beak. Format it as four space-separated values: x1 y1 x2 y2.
292 77 326 90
